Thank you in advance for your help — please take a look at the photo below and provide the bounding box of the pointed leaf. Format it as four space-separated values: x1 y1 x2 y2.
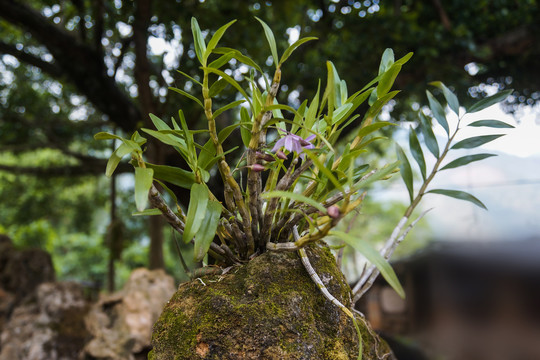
468 120 514 128
205 67 253 110
183 183 209 243
132 208 162 216
427 189 487 210
451 134 504 149
105 143 131 177
418 113 439 158
134 167 154 211
255 17 279 67
377 64 401 97
279 37 317 65
194 200 222 262
214 100 246 118
176 70 202 87
357 121 396 139
145 162 196 189
430 81 459 115
330 230 405 299
467 89 513 113
209 78 230 97
204 20 237 60
240 107 252 147
396 144 414 202
426 90 449 135
213 47 264 74
191 17 207 65
330 103 353 125
94 132 123 141
208 52 235 70
169 87 204 109
440 153 497 171
394 52 413 66
378 48 394 75
408 126 426 180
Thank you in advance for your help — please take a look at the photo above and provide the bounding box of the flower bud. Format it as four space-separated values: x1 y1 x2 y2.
256 151 275 162
299 139 311 147
327 205 340 219
276 150 287 160
250 163 265 172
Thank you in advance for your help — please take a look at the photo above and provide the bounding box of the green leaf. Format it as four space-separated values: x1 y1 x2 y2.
440 153 497 171
377 64 401 98
141 128 186 149
134 167 154 212
468 120 515 128
105 143 131 177
418 113 439 158
330 231 405 299
132 208 162 216
364 91 400 122
408 127 426 180
467 89 513 113
205 67 253 111
204 20 237 60
264 103 303 120
378 48 394 75
427 189 487 210
330 103 353 125
303 149 343 192
213 47 264 74
94 132 123 141
394 52 413 66
148 113 171 131
208 52 235 70
426 90 449 135
357 121 395 140
352 162 399 191
209 78 230 97
145 162 196 189
304 81 321 135
191 17 207 65
183 183 209 243
176 70 202 87
214 100 246 118
430 81 459 115
262 191 327 213
240 107 252 147
255 17 279 67
279 37 317 65
194 200 222 262
451 134 504 149
396 144 414 202
169 87 204 109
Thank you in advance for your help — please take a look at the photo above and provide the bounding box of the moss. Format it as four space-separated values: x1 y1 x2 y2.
150 242 394 359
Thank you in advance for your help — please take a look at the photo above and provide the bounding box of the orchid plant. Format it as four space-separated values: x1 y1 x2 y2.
96 17 513 359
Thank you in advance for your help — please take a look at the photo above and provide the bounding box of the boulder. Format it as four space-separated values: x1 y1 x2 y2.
0 281 90 360
82 268 176 360
149 242 395 360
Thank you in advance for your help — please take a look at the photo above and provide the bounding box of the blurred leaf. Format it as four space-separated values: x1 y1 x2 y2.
183 183 209 243
209 78 229 97
408 127 426 180
191 17 207 65
240 107 252 147
396 144 414 202
330 231 405 299
134 167 153 212
255 17 279 67
467 90 513 113
419 113 440 158
352 161 399 191
377 64 401 97
205 68 253 110
440 153 497 171
279 37 317 65
426 90 449 135
105 143 131 177
194 200 222 262
331 103 353 125
262 191 326 213
357 121 395 139
430 81 459 115
176 70 202 87
208 51 235 70
451 135 504 149
148 113 171 131
204 20 237 60
365 91 400 122
303 149 343 191
304 81 321 135
427 189 487 210
264 104 303 119
394 52 413 66
213 47 263 74
378 48 394 75
468 120 514 128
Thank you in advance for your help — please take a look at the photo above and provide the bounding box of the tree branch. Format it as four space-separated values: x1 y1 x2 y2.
0 41 62 78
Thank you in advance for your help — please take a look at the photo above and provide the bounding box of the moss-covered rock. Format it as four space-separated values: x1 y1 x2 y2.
150 242 394 359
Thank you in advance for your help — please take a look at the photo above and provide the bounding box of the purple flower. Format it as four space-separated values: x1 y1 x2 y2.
271 130 315 158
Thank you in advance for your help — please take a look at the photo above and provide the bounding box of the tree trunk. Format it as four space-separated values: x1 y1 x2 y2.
149 242 395 360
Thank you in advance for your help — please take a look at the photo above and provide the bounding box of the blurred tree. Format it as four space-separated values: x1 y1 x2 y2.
0 0 538 273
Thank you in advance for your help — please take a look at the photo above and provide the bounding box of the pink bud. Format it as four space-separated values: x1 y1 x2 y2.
250 163 265 172
276 150 287 160
299 139 311 146
327 205 340 219
256 152 275 162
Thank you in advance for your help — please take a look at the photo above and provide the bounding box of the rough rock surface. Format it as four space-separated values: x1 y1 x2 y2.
82 268 176 360
150 242 395 360
0 281 90 360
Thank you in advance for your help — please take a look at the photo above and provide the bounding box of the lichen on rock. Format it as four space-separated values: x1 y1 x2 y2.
150 242 394 360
